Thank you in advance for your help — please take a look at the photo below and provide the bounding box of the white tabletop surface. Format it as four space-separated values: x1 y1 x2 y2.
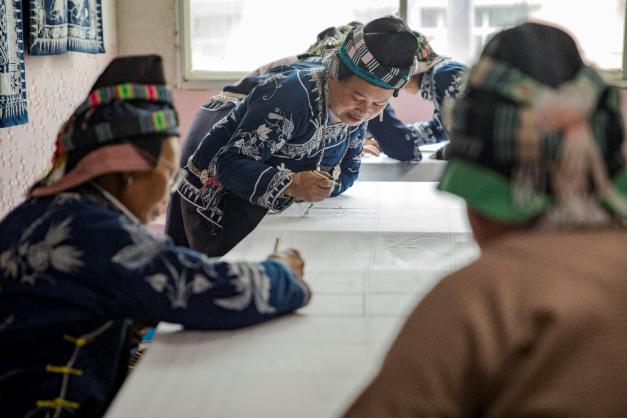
358 142 447 182
107 182 479 417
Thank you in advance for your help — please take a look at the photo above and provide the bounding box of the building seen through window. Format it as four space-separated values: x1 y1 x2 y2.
186 0 625 80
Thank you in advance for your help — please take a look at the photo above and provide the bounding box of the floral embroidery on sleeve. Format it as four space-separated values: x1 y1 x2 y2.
214 262 276 314
0 216 83 286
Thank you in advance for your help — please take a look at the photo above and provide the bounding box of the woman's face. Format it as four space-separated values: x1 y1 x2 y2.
121 137 181 224
327 75 392 126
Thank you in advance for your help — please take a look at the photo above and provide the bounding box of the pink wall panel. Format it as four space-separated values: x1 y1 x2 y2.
0 48 117 218
173 89 219 139
390 90 434 123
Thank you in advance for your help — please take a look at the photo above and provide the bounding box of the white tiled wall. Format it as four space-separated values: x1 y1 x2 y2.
0 0 117 218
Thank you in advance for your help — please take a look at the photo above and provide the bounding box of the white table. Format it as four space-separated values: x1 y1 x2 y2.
358 142 447 182
107 182 479 417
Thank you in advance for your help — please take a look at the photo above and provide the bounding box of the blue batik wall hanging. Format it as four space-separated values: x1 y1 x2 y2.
29 0 105 55
0 0 28 127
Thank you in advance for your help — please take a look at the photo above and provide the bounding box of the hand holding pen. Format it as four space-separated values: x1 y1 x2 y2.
283 170 334 202
268 238 305 279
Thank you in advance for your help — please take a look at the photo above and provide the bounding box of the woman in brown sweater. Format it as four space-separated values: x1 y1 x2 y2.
346 22 626 418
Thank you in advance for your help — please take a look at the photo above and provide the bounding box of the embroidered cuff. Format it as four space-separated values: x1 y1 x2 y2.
257 170 294 211
177 178 225 229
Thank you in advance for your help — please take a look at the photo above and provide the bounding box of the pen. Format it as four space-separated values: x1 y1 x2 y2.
313 170 338 188
273 238 280 255
313 170 333 180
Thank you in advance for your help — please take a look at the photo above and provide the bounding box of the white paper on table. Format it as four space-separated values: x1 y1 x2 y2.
106 183 479 418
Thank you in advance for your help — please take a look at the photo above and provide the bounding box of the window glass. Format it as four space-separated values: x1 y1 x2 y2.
407 0 624 69
421 8 446 28
188 0 398 75
185 0 625 80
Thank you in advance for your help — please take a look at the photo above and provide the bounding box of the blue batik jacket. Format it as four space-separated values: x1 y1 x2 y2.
181 58 466 171
179 65 367 230
0 185 310 417
367 59 467 161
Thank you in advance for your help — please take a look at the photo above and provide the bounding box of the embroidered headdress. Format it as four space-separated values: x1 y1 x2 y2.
323 16 418 96
302 22 361 57
438 23 626 227
31 55 179 197
413 30 445 74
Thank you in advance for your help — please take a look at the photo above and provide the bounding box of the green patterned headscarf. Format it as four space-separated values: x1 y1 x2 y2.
304 23 358 57
438 23 626 228
413 30 444 74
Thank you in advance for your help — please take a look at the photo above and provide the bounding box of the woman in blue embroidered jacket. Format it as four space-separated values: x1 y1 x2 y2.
299 24 467 160
0 55 310 417
166 16 419 257
173 25 465 193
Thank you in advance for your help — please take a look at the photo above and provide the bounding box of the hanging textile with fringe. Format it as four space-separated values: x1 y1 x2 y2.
29 0 105 55
0 0 28 127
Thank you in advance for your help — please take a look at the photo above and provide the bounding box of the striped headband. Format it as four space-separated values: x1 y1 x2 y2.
337 25 417 90
73 83 173 116
60 108 179 154
56 82 178 155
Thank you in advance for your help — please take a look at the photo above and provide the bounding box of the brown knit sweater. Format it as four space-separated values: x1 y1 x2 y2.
346 228 626 417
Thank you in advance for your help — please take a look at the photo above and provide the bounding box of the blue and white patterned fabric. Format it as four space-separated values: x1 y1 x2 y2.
176 59 323 170
181 57 466 165
29 0 105 55
0 184 309 417
179 65 367 232
366 58 467 161
0 0 28 127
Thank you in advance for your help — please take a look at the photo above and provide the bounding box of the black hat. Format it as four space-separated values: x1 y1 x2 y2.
323 16 418 95
62 54 179 165
31 55 179 197
362 16 418 71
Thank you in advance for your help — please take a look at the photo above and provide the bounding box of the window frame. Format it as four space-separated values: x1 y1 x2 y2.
177 0 408 89
177 0 626 89
177 0 239 89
